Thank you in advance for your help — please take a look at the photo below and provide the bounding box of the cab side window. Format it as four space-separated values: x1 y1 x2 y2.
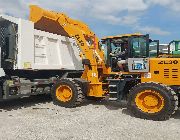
131 38 147 58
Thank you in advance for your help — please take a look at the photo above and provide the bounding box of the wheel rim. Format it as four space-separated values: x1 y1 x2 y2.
56 85 73 102
135 90 165 113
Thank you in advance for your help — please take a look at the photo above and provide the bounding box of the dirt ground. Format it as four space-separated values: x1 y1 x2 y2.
0 95 180 140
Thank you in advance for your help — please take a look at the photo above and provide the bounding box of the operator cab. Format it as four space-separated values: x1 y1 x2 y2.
101 34 159 72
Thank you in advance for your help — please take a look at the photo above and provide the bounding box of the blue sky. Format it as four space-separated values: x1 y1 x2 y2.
0 0 180 43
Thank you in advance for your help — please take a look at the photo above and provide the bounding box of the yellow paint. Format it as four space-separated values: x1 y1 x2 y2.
56 85 73 102
135 90 165 113
141 58 180 85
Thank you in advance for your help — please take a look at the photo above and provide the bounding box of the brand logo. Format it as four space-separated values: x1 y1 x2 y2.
73 35 85 46
158 60 178 65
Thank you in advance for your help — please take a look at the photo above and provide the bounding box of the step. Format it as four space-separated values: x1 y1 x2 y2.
109 91 117 94
109 97 118 101
109 92 117 94
109 85 117 87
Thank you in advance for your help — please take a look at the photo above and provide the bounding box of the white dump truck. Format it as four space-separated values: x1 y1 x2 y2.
0 14 83 100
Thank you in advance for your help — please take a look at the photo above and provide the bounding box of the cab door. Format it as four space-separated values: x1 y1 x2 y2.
128 35 150 72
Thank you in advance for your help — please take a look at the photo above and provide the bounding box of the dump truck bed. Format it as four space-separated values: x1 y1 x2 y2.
0 15 83 70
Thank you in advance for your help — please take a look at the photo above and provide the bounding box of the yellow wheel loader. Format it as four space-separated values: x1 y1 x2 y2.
29 6 179 121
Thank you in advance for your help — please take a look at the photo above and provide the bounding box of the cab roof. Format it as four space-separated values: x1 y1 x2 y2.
101 33 142 40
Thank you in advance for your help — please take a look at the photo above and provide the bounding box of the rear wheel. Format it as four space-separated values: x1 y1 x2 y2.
51 78 85 108
128 82 178 121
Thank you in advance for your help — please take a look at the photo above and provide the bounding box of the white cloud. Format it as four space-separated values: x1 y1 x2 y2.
136 26 171 35
0 0 27 17
121 16 140 25
0 8 4 14
82 0 147 25
148 0 180 12
0 0 146 23
0 0 173 36
92 0 148 14
92 14 140 25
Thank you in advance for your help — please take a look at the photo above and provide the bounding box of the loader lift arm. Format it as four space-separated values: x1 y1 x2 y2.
29 5 110 97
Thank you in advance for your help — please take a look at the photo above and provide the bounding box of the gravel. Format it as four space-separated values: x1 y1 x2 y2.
0 95 180 140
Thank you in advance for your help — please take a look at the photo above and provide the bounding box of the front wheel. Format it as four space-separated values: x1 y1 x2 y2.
128 82 178 121
51 78 85 108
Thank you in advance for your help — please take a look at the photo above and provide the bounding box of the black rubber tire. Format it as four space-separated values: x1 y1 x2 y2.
127 82 178 121
51 78 85 108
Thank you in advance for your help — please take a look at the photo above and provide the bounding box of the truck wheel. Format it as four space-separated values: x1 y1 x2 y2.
127 82 178 121
51 78 85 108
